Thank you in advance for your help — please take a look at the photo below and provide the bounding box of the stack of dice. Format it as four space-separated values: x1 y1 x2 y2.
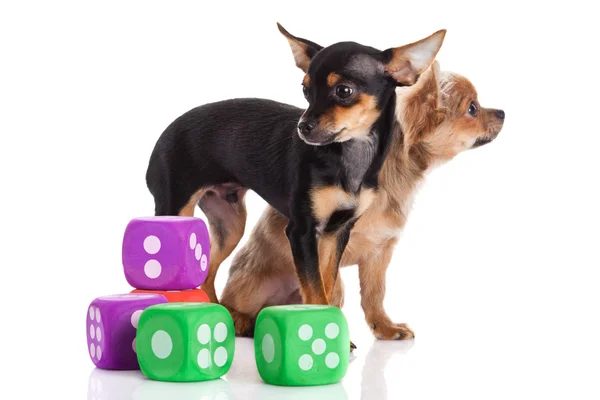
86 216 235 382
86 215 350 386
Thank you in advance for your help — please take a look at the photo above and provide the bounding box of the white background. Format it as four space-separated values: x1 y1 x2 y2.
1 1 599 399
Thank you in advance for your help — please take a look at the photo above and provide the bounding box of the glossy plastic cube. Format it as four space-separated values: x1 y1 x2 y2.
136 303 235 382
86 293 168 370
130 288 210 303
122 216 210 290
254 305 350 386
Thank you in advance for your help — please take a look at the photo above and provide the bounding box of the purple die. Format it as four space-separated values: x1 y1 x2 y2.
86 293 167 370
122 216 210 290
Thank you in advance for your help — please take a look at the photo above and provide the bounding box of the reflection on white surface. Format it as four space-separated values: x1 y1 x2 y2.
134 378 234 400
88 369 233 400
87 337 414 400
253 382 348 400
88 369 144 400
360 339 415 400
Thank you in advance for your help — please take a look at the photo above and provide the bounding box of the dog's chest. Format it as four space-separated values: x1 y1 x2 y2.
340 139 376 194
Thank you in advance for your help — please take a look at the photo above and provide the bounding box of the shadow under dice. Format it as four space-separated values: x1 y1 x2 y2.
254 305 350 386
136 303 235 382
122 216 210 290
87 293 168 370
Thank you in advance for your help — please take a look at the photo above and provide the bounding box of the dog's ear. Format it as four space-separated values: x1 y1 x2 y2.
383 29 446 86
400 61 446 148
277 22 323 73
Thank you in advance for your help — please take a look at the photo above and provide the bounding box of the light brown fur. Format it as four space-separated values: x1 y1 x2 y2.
310 186 355 224
219 61 505 340
327 72 342 87
303 74 310 87
327 94 381 141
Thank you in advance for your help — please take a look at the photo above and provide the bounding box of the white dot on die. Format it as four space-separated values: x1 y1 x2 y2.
325 352 340 369
151 330 173 359
214 322 227 343
96 309 101 323
298 324 313 341
132 338 136 353
144 260 162 279
131 310 143 328
214 346 228 367
89 307 95 321
195 243 203 261
312 338 326 355
325 323 339 339
90 325 95 340
143 235 161 255
197 324 211 344
90 343 96 358
198 348 211 369
200 254 208 271
189 233 197 249
298 354 313 371
97 346 102 361
262 334 275 363
96 327 102 342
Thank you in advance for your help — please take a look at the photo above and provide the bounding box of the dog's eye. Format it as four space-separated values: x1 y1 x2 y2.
335 85 353 99
468 101 478 117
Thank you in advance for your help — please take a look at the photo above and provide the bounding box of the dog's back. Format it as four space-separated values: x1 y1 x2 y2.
145 98 304 215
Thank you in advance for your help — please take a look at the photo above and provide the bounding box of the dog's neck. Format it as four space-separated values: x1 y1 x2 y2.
339 89 397 195
341 137 377 194
379 120 435 216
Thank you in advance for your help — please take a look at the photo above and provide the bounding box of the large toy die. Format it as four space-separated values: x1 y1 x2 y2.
136 303 235 382
86 293 168 370
254 305 350 386
122 216 210 290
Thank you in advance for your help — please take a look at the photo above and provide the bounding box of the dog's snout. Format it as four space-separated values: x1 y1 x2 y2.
495 110 505 120
298 120 317 136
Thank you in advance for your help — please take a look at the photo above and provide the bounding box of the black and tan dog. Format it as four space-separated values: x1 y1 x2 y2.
220 61 505 340
145 24 446 327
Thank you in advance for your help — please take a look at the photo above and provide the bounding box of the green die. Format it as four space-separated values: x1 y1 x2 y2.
254 304 349 386
135 303 235 382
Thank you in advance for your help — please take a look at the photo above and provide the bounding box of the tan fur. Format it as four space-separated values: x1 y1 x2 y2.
220 61 505 340
318 94 380 141
357 188 376 216
310 185 355 224
327 72 342 87
303 74 310 87
178 188 209 217
179 186 248 303
317 234 339 302
202 198 247 302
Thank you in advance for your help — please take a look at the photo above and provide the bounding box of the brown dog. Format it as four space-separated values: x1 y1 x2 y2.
214 61 505 340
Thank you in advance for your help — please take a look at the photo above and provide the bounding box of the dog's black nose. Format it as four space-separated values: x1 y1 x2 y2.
495 110 505 120
298 120 316 136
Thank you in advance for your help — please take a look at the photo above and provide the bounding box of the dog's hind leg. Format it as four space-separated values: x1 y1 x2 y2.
196 185 248 303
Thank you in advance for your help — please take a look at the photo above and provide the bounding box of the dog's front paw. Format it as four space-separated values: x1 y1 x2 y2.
370 320 415 340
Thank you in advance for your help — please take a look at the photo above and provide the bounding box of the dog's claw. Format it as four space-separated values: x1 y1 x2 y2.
350 341 357 351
